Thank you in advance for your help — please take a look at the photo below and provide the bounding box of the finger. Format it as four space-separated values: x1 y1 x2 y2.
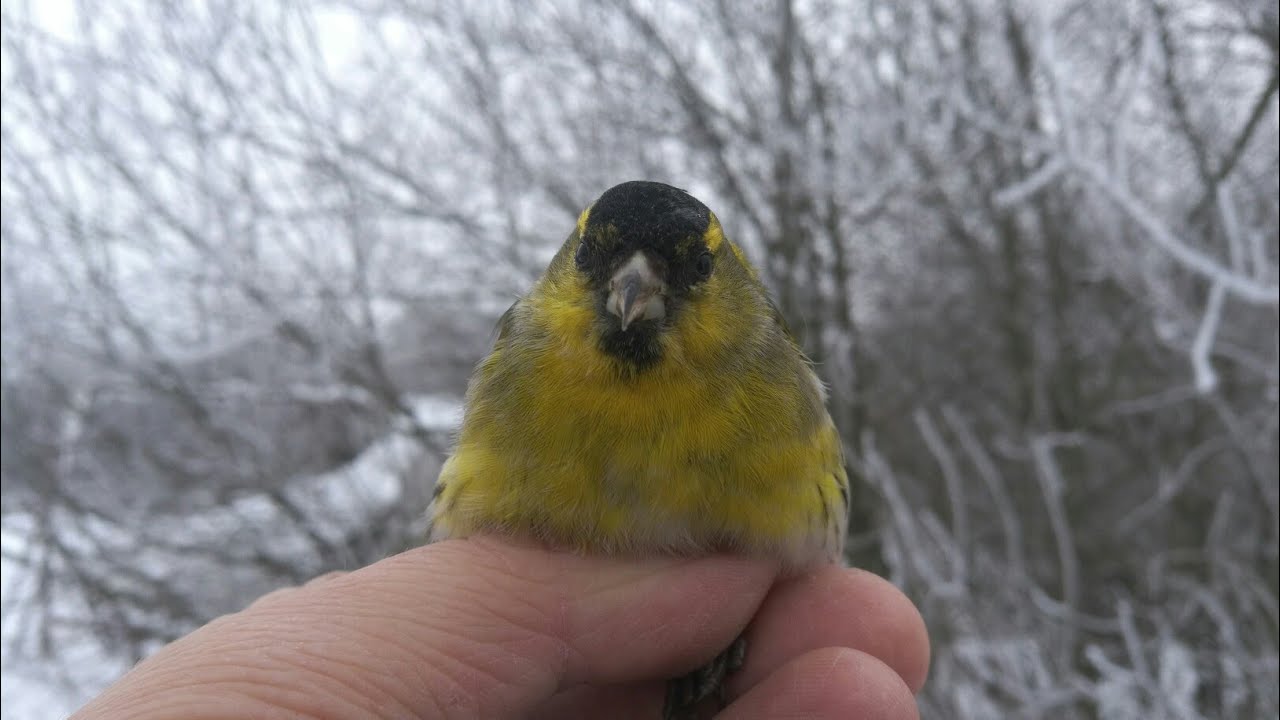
74 538 779 720
720 647 920 720
404 538 778 694
531 566 931 718
307 570 349 586
242 571 349 610
729 566 930 696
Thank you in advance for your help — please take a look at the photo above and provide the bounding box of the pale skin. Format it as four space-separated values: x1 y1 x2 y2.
72 538 930 719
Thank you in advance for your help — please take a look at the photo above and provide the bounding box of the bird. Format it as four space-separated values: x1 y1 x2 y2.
429 180 849 718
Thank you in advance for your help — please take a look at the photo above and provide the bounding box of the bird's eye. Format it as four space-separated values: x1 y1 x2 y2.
575 242 590 268
695 251 714 279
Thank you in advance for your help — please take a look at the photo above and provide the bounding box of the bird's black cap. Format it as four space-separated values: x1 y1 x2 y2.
578 181 714 292
584 181 711 252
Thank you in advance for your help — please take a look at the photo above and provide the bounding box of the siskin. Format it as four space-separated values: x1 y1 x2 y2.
430 180 849 718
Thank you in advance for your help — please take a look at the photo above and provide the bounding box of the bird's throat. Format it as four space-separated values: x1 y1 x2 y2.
598 321 664 371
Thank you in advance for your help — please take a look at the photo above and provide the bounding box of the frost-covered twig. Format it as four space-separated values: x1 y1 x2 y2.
992 156 1066 210
1070 157 1279 306
1190 281 1226 394
914 409 969 583
942 406 1026 579
858 437 930 588
1031 435 1082 667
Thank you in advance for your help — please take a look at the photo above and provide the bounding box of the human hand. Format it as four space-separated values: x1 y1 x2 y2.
72 538 929 719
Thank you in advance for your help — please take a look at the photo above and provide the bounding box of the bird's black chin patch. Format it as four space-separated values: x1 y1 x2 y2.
598 320 663 371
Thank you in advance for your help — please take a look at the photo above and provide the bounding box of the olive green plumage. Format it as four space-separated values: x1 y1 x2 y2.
430 180 850 717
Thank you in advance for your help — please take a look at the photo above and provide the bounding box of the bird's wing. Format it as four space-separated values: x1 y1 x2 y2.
493 299 521 343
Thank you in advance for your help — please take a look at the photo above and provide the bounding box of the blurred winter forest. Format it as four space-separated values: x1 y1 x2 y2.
1 0 1277 717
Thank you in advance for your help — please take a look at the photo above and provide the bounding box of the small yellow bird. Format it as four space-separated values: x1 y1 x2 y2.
430 181 849 717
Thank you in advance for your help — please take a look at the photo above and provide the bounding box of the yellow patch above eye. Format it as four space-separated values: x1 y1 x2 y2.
577 205 592 239
704 213 725 252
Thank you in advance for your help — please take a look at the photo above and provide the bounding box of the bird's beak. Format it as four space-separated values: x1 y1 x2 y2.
608 252 666 332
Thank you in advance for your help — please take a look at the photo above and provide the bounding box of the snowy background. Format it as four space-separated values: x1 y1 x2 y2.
2 1 1277 717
